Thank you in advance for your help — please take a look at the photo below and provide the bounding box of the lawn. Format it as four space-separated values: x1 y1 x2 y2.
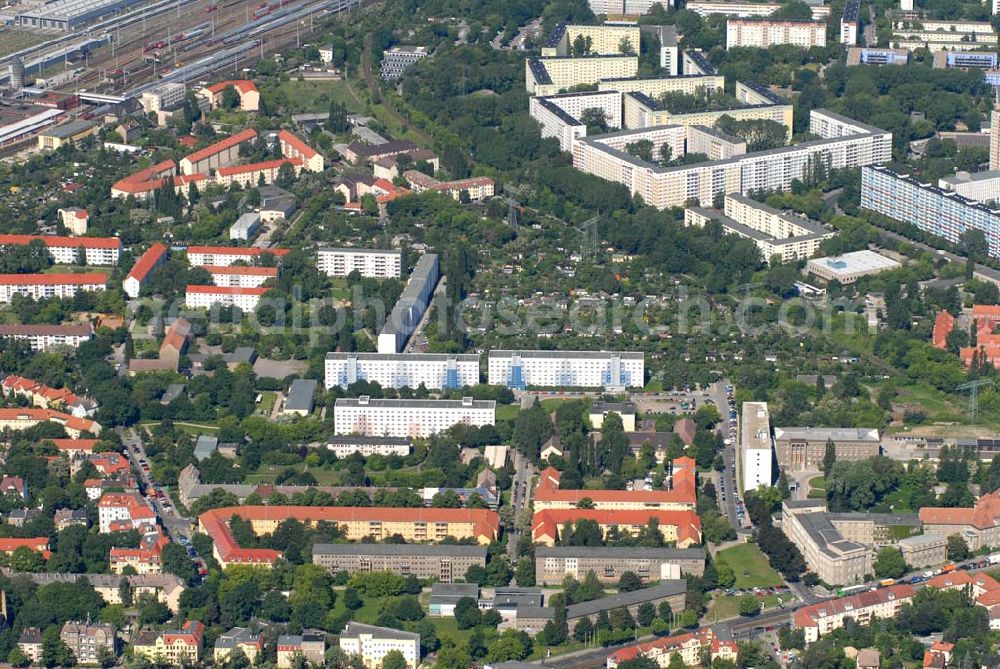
705 593 794 622
140 421 219 436
808 475 826 499
256 391 278 416
44 265 110 277
244 462 342 485
274 79 363 114
497 404 520 421
715 544 783 589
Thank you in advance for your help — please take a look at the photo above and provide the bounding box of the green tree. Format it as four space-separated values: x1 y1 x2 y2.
515 558 536 586
947 534 970 562
738 594 760 617
874 546 907 579
636 602 656 627
382 650 407 669
454 597 481 630
617 571 643 592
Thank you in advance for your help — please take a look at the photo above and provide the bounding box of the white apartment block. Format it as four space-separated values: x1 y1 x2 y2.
841 0 859 45
325 353 481 390
726 18 827 49
541 24 642 58
742 401 774 492
938 170 1000 204
334 397 496 439
529 90 623 153
380 46 428 81
0 324 92 350
203 265 278 288
0 273 106 303
487 350 644 390
684 193 834 263
572 109 891 210
186 246 288 267
317 248 402 278
992 108 1000 171
377 254 439 354
598 75 725 98
185 285 268 312
687 1 830 19
685 125 747 161
588 0 674 15
526 55 638 96
622 89 792 135
339 623 420 669
0 235 121 265
139 83 186 113
639 25 679 75
891 21 998 52
326 436 412 458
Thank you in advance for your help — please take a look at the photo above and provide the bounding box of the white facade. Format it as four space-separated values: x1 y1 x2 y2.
939 170 1000 204
688 1 830 18
726 18 827 49
317 248 402 278
992 108 1000 171
0 325 92 351
229 213 261 241
0 274 106 303
139 83 185 113
529 90 623 153
339 623 420 669
324 353 481 390
684 193 833 263
185 286 267 311
204 266 277 288
378 254 439 354
487 350 644 390
572 109 891 210
327 436 412 458
380 46 428 81
741 401 774 492
0 236 121 265
334 397 496 438
187 246 286 267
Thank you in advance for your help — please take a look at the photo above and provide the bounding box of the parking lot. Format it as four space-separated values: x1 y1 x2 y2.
714 383 749 531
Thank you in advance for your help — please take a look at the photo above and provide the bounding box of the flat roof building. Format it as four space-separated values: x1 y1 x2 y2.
339 622 420 669
377 253 439 354
685 193 834 264
535 546 706 585
317 247 402 278
488 349 644 390
325 352 481 390
806 249 901 284
334 396 495 438
742 401 773 492
782 500 873 586
313 543 486 582
773 427 880 471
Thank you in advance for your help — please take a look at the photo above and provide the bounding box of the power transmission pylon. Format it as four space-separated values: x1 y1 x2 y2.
957 378 993 422
504 184 529 232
